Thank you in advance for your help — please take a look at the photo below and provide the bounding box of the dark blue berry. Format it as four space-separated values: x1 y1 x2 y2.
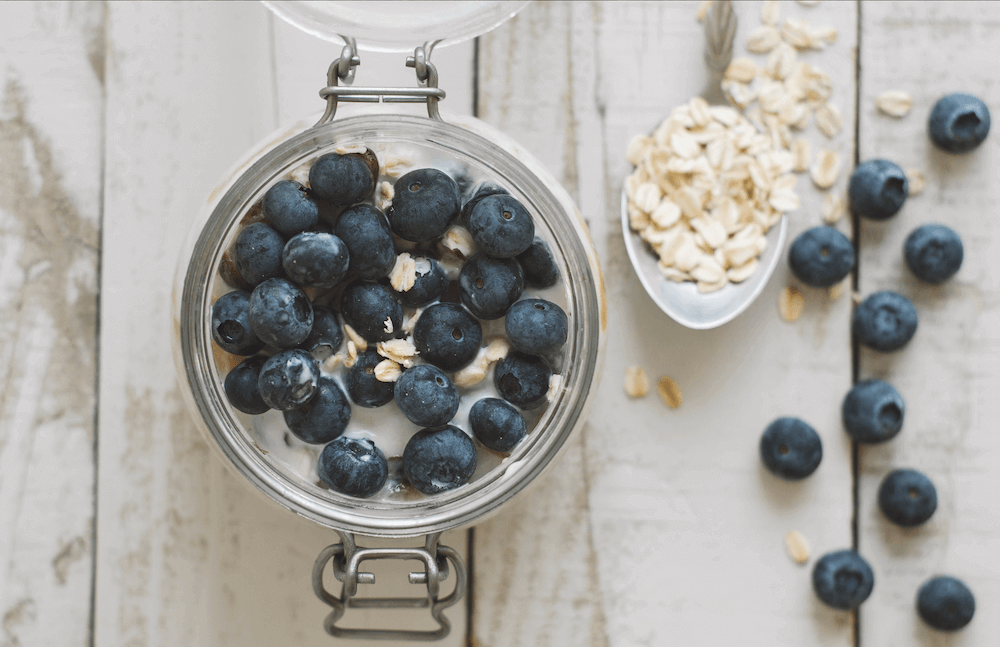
469 398 526 452
458 254 524 320
282 232 349 289
413 303 483 371
388 256 448 307
263 180 320 237
346 350 395 408
300 306 343 357
308 150 378 206
211 290 263 355
461 181 509 224
334 204 396 281
878 468 937 527
388 169 461 242
394 365 460 428
812 550 875 610
494 351 551 410
257 349 320 410
223 355 270 414
466 194 535 258
848 159 908 221
233 222 286 287
929 93 990 153
904 224 963 284
248 278 314 348
853 291 918 352
759 417 822 480
505 299 568 356
842 379 904 444
516 237 560 289
318 436 388 498
917 576 975 631
402 425 477 495
283 377 351 444
339 282 403 344
788 226 855 287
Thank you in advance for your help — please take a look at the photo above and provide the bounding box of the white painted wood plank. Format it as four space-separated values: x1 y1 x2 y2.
0 2 103 646
857 2 1000 645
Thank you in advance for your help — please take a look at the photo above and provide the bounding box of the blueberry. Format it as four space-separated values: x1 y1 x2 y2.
929 93 991 153
848 159 908 221
308 150 378 206
759 417 823 479
460 181 509 223
263 179 320 237
388 168 461 242
211 290 263 355
878 468 938 527
248 278 314 348
233 222 286 287
257 348 320 410
402 425 477 495
339 282 403 343
853 291 918 352
812 550 875 610
841 379 905 444
394 365 460 428
223 355 270 414
494 351 551 410
458 254 524 320
318 436 388 498
388 256 448 307
334 204 396 281
413 303 483 371
917 576 975 631
466 194 535 258
904 224 963 284
469 398 526 452
300 306 343 357
346 350 395 408
281 232 349 289
283 377 351 444
516 237 560 289
505 299 568 356
788 226 855 287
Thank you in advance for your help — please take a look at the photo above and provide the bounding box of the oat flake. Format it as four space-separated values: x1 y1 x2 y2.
785 530 810 564
657 377 683 409
876 90 913 118
624 366 649 398
779 286 805 322
906 168 925 196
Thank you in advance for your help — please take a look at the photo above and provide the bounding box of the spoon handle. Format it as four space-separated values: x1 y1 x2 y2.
704 0 738 73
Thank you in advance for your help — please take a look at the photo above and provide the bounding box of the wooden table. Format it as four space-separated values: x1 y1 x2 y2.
1 2 997 645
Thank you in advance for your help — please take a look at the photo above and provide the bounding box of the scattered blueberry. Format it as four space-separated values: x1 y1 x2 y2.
283 376 351 444
494 351 551 410
466 194 535 258
346 350 396 408
394 365 460 428
318 436 388 498
248 278 314 348
388 256 449 307
929 93 991 153
461 181 509 224
878 468 938 527
516 236 560 289
308 150 378 206
788 226 855 287
300 306 343 357
458 254 524 320
848 159 908 221
257 348 320 410
842 379 905 444
904 224 964 284
339 282 403 343
402 425 478 495
211 290 263 355
282 232 350 289
413 303 483 372
388 168 461 242
505 299 568 356
812 549 875 610
223 355 270 414
469 398 526 453
917 576 975 631
853 291 918 352
334 204 396 281
263 179 320 237
233 222 286 287
759 417 823 480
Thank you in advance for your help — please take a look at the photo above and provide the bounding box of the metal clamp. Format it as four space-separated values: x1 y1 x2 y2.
315 40 446 126
312 531 467 641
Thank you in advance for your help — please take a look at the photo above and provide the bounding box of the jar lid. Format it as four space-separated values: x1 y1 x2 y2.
261 1 531 53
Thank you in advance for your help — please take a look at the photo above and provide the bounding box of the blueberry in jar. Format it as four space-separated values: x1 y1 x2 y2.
848 159 908 221
853 291 918 352
878 468 938 527
516 236 560 289
233 222 286 287
413 302 482 372
759 417 823 479
211 290 263 355
223 355 270 414
458 254 524 320
257 348 320 410
334 204 396 281
917 576 975 631
283 376 351 445
812 549 875 610
466 194 535 258
402 425 478 495
388 256 448 308
340 282 403 344
929 93 991 153
262 179 320 237
308 149 378 206
346 350 396 408
388 168 461 243
461 181 509 224
394 365 460 428
841 379 905 443
299 306 343 357
281 232 350 289
494 351 552 410
788 226 855 287
904 224 964 284
469 398 526 453
318 436 388 498
248 277 314 348
505 298 568 356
